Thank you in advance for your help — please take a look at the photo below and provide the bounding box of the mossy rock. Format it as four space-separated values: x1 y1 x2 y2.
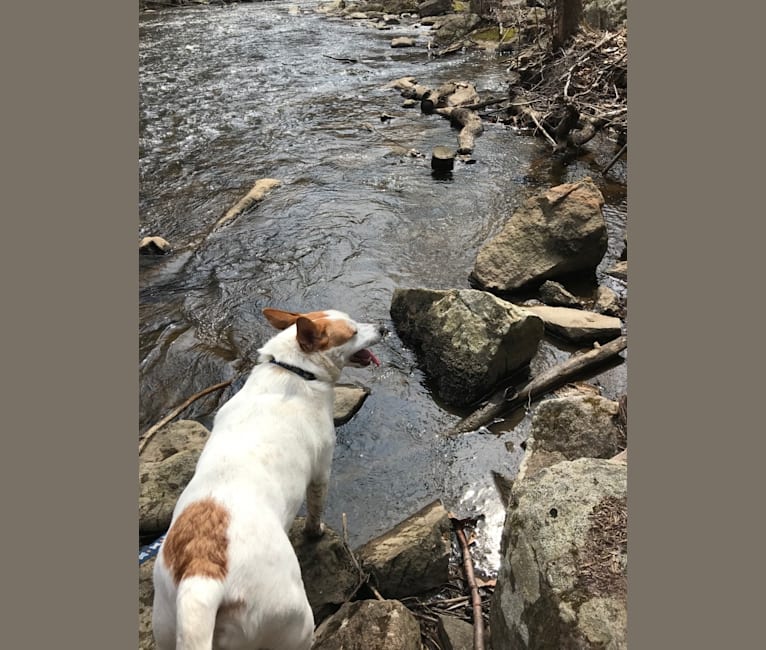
472 26 516 42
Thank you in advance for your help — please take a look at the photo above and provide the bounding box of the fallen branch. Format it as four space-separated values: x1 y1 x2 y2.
138 379 233 455
214 178 281 229
450 335 627 435
454 522 485 650
435 106 484 154
602 143 627 175
322 54 359 64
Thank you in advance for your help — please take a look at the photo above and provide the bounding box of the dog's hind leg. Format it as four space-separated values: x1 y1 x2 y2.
304 478 328 539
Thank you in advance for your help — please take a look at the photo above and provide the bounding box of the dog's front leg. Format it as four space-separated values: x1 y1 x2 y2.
304 479 328 540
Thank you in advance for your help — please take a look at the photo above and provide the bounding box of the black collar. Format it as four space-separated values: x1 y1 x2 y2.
269 359 317 381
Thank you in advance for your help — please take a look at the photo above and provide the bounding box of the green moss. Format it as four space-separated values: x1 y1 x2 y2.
471 26 517 42
453 1 468 12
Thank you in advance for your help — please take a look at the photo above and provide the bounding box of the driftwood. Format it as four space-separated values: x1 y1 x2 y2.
138 379 233 455
214 178 281 229
436 106 484 154
450 335 627 435
454 522 485 650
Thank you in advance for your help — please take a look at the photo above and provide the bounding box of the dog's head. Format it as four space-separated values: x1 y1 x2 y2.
260 308 385 380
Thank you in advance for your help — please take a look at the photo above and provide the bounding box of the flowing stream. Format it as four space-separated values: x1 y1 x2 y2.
139 1 627 575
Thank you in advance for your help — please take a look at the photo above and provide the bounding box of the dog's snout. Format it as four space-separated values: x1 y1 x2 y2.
378 324 389 337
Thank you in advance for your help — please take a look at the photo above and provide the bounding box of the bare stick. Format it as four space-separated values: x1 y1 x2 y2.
455 523 485 650
138 379 233 455
214 178 281 230
450 336 627 435
602 143 627 175
524 107 558 147
369 584 385 601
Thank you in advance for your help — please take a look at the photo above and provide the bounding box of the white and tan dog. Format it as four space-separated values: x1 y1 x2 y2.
152 308 384 650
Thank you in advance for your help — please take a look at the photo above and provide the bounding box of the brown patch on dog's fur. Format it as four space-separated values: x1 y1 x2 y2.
263 308 330 331
163 498 230 585
315 318 356 349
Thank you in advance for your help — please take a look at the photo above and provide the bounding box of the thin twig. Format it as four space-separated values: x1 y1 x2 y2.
138 379 233 455
602 143 627 176
369 583 385 601
525 108 558 147
454 523 485 650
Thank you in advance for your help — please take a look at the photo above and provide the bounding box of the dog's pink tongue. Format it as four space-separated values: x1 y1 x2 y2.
368 350 381 367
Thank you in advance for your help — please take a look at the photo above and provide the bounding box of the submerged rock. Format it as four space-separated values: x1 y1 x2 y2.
390 288 543 407
471 178 608 293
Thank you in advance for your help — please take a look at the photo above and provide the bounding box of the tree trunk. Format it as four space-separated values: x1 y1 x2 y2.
552 0 583 51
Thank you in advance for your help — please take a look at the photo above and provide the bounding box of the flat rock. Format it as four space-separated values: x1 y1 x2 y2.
313 599 422 650
333 384 371 425
391 36 417 47
522 305 622 344
356 499 452 598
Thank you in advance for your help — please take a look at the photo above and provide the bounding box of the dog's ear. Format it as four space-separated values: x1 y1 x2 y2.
263 308 302 330
295 316 329 353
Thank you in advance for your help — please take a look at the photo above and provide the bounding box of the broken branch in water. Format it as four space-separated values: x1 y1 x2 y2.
450 335 627 435
214 178 281 230
322 54 359 64
138 379 233 455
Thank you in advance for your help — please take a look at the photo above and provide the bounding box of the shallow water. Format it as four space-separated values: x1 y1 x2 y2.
139 2 627 574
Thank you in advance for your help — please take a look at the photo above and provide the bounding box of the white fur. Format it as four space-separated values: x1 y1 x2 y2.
152 310 383 650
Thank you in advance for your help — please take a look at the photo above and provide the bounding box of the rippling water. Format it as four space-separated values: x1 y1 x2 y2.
139 2 627 574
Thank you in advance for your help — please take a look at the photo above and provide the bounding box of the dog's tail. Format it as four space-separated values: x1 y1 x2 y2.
174 576 225 650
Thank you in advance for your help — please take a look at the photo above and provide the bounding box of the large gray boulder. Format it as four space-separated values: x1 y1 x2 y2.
313 599 422 650
356 500 453 599
390 288 544 408
491 458 628 649
418 0 452 17
471 178 608 293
